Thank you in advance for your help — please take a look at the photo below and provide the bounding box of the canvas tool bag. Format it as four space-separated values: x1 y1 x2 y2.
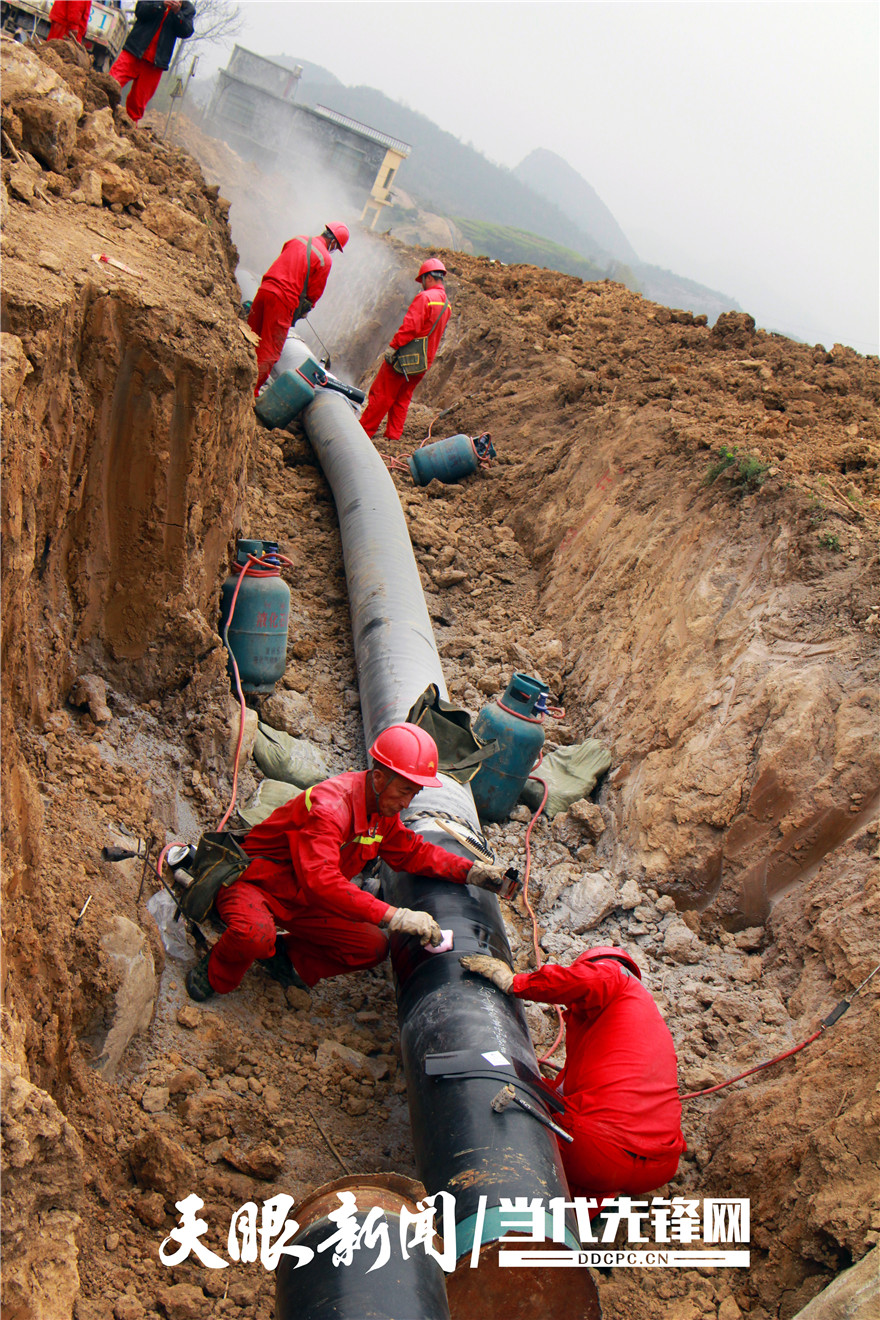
406 683 497 784
391 298 449 378
179 831 252 923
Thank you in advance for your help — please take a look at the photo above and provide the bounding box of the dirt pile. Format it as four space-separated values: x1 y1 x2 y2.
2 42 879 1320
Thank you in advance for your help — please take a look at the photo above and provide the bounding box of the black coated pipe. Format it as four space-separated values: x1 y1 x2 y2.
275 1174 450 1320
302 393 599 1319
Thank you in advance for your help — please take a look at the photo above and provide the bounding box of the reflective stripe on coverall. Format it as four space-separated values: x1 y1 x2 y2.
208 771 472 990
360 287 451 441
512 956 687 1197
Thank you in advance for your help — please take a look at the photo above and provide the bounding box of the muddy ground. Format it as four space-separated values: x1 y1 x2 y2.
2 37 879 1320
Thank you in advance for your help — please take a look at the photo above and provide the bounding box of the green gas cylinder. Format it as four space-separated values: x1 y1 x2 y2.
219 539 290 694
471 672 548 823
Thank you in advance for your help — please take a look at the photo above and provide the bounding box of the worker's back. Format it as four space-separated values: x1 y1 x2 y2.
542 958 685 1158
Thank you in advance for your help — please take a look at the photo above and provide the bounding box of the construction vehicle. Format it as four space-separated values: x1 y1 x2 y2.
1 0 129 71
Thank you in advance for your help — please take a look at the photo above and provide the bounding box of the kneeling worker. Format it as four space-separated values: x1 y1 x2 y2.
460 946 686 1199
187 723 507 1001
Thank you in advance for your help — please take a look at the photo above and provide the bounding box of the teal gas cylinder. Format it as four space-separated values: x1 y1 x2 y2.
219 539 290 694
255 341 326 429
471 672 548 823
408 433 496 487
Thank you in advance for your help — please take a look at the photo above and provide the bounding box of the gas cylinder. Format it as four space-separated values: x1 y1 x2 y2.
255 337 326 429
471 672 547 823
408 432 496 487
219 539 290 694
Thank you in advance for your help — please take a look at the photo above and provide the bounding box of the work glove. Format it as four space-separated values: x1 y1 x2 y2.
468 862 508 894
385 907 443 947
460 954 515 994
384 347 398 366
292 299 313 324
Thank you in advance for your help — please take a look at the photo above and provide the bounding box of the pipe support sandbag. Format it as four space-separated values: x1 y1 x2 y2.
302 392 599 1318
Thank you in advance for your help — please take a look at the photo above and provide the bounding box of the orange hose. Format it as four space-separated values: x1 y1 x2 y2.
519 761 566 1063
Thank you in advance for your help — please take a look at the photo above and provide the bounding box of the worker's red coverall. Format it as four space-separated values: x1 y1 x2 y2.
248 235 333 391
512 956 686 1198
110 2 195 123
360 286 451 441
48 1 91 43
208 770 472 991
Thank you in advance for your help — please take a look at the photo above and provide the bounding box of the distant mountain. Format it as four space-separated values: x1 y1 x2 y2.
275 56 342 86
233 57 743 320
517 146 742 320
293 80 618 263
514 148 639 264
633 264 743 323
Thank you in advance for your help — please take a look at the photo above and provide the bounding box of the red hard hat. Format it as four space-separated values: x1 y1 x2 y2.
325 221 350 250
369 723 443 788
576 946 642 979
416 257 447 282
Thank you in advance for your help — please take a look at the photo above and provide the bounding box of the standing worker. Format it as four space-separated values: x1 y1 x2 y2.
248 223 350 394
186 723 509 1001
109 1 196 125
360 257 451 444
47 1 92 44
460 946 686 1199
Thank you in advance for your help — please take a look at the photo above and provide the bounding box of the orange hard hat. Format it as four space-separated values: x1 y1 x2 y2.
369 723 443 788
416 257 447 282
325 221 350 250
576 946 642 979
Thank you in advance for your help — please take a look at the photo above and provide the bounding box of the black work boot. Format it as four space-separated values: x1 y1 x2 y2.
258 937 308 991
185 952 215 1002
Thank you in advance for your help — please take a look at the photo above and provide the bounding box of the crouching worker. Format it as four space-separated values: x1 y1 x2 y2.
460 946 686 1199
186 723 508 1001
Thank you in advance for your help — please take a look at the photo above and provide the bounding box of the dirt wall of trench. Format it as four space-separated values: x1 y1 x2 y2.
1 41 259 1316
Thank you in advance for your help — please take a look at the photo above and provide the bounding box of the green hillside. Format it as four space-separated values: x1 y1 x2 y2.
450 218 615 285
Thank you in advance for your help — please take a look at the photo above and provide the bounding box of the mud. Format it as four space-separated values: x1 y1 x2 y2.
2 39 878 1320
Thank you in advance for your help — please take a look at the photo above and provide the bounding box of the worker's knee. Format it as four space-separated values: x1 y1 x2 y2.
219 914 277 961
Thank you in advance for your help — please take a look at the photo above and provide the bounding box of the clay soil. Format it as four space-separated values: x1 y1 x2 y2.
2 39 879 1320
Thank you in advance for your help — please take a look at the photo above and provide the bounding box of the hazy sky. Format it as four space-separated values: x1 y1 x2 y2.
202 2 879 355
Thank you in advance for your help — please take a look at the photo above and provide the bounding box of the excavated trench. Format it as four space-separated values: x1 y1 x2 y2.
2 38 880 1320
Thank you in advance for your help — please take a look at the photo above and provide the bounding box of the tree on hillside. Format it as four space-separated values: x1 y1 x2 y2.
168 0 244 75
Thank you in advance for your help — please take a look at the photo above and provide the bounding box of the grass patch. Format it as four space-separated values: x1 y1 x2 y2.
704 445 770 492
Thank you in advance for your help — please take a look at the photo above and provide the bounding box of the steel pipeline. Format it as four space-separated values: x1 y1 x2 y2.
301 393 599 1318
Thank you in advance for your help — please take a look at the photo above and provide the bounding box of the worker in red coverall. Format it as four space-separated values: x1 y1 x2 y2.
460 946 686 1199
248 223 350 394
110 0 196 125
47 1 92 44
186 723 509 1002
360 257 451 443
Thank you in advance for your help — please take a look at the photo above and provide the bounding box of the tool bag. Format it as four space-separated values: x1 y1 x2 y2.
406 683 497 784
390 298 449 378
178 831 252 923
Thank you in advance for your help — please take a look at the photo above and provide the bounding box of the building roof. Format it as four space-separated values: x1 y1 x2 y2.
311 105 411 157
